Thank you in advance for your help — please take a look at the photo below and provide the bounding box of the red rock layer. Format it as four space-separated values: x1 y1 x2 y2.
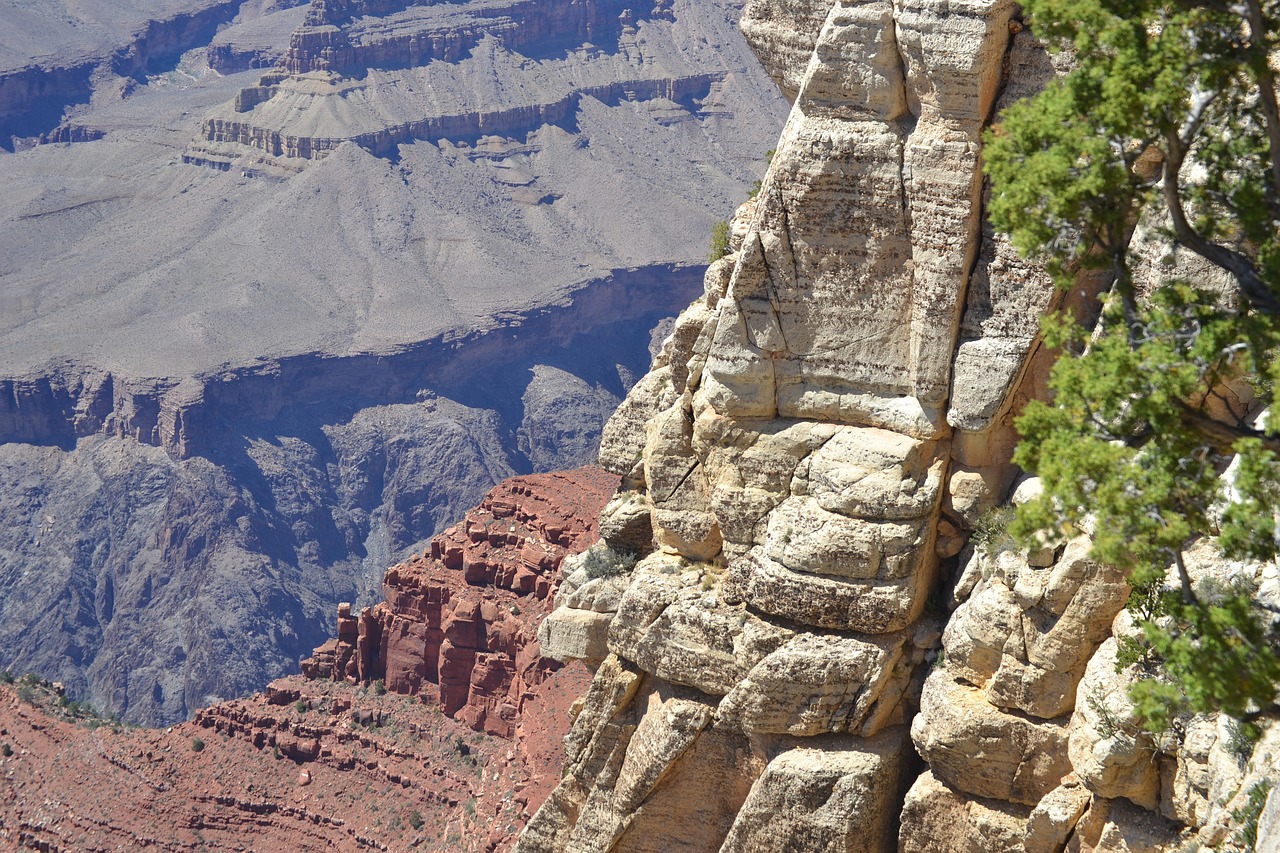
303 466 617 738
0 674 580 852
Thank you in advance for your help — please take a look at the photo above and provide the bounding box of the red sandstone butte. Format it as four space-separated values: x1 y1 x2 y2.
303 466 617 737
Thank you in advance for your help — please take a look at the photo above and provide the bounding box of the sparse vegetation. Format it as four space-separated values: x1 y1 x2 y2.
296 700 308 714
2 743 11 757
985 0 1280 730
708 219 730 263
191 737 205 753
408 810 424 830
371 679 387 696
581 545 638 580
1227 718 1263 766
971 505 1018 558
1233 780 1274 851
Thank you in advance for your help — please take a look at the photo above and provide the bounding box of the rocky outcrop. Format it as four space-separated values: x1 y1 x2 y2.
516 0 1280 851
303 467 614 738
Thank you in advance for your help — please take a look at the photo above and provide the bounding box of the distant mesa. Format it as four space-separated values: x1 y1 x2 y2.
184 0 723 170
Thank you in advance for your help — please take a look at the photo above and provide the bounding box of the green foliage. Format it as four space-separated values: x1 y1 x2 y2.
580 545 638 580
408 810 424 831
1233 780 1274 851
191 737 205 753
295 700 308 714
708 220 730 263
1227 718 1264 765
987 0 1280 728
371 679 387 696
1 743 11 757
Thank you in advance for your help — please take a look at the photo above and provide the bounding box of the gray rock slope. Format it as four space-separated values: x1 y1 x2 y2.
0 0 788 724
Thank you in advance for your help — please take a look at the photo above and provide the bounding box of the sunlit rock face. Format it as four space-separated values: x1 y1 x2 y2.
518 2 1277 851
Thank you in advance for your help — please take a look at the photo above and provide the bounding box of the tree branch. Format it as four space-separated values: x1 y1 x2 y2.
1242 0 1280 200
1175 399 1280 452
1161 129 1280 314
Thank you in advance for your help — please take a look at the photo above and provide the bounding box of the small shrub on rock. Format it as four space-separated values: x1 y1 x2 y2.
581 545 637 580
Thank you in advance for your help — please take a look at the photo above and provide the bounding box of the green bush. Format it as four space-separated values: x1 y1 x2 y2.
372 679 387 696
708 220 730 263
191 737 205 753
408 810 424 830
971 505 1018 558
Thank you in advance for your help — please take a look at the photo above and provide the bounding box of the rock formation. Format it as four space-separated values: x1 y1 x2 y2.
184 0 780 171
302 466 615 737
0 464 619 851
517 1 1280 851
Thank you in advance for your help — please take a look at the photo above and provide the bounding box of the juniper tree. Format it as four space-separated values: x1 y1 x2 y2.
983 0 1280 729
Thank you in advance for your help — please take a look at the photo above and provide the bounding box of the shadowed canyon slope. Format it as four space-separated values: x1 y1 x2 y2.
0 0 789 725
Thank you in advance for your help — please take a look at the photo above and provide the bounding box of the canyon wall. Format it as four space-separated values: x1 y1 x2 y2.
517 1 1280 851
0 466 619 852
0 0 788 727
0 279 688 728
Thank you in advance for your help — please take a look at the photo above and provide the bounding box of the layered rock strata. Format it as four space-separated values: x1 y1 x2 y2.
303 466 615 738
517 0 1279 850
184 0 770 169
0 0 243 143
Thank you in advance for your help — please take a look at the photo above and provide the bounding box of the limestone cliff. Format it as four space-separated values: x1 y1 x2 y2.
518 1 1280 850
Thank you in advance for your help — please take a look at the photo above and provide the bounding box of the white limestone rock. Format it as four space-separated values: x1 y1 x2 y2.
1067 638 1161 810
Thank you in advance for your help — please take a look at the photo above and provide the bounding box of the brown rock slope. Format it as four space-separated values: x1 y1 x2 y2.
0 673 575 852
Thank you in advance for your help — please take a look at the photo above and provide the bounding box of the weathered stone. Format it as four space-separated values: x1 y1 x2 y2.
899 770 1032 853
717 631 914 737
912 671 1072 805
1024 780 1092 853
538 608 614 667
1065 797 1179 853
720 729 911 853
1067 639 1161 810
796 427 947 521
609 561 795 697
726 547 932 634
940 537 1129 719
945 465 1016 528
598 490 655 555
764 496 934 581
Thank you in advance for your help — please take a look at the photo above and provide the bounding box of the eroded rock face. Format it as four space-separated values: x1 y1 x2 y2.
302 466 614 738
515 0 1275 850
519 0 1061 845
